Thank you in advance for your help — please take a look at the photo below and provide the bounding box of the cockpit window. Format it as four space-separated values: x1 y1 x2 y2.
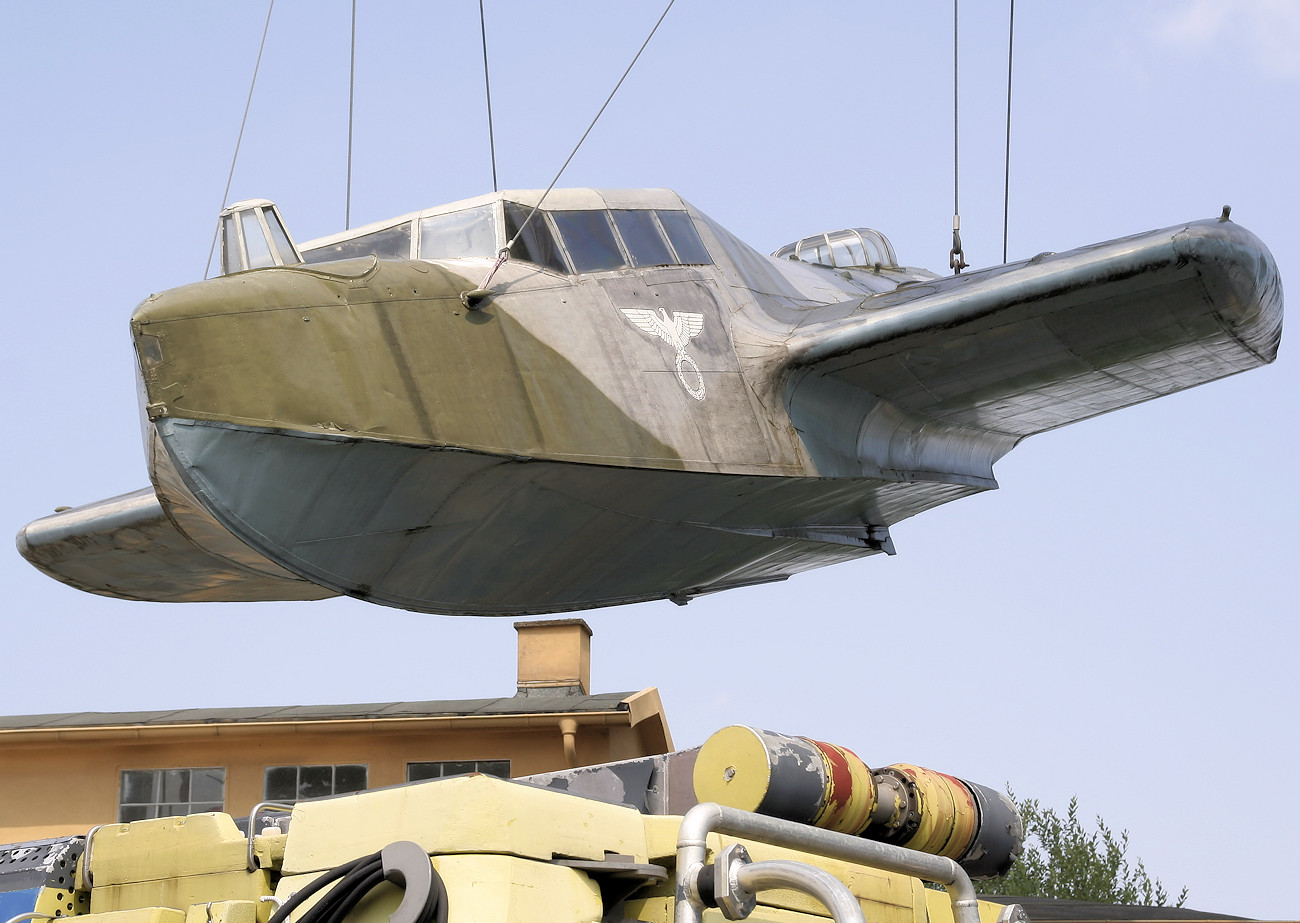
303 222 413 262
222 215 241 272
611 209 674 267
303 200 715 274
505 202 569 274
241 211 275 269
265 211 297 263
772 228 898 269
552 210 627 272
419 205 496 259
656 210 711 265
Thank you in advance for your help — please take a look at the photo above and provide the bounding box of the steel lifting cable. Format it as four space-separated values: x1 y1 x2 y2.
346 0 357 229
479 0 498 193
1002 0 1015 264
949 0 967 274
469 0 677 301
204 0 276 279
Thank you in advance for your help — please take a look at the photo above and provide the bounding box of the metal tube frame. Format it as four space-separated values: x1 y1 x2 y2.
3 914 55 923
246 802 294 871
76 824 107 891
675 802 980 923
735 859 865 923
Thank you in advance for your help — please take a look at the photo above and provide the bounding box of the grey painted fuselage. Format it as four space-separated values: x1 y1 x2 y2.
17 190 1284 614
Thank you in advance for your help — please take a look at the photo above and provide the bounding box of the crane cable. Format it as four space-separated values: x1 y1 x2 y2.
480 0 498 192
204 0 276 279
950 0 1017 271
468 0 677 302
1002 0 1015 264
346 0 357 229
948 0 967 274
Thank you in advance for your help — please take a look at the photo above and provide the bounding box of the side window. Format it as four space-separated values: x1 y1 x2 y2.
240 212 275 269
505 203 569 274
407 759 510 782
119 768 225 822
302 223 413 263
264 764 368 801
551 210 627 273
611 210 674 267
656 211 711 265
419 205 497 259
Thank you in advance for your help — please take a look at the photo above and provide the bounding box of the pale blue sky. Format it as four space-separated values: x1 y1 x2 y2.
1 2 1296 916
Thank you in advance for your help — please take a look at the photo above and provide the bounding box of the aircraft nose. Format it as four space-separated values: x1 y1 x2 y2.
132 259 477 441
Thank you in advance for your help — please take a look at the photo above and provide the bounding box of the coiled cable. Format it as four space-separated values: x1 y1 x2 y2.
267 843 447 923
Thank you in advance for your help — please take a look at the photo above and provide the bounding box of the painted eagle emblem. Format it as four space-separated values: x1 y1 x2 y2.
620 308 706 400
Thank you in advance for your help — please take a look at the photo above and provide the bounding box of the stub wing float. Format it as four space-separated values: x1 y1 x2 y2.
17 190 1283 615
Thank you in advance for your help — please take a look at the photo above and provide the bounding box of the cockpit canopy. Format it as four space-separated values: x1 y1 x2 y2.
299 193 712 275
219 199 302 274
772 228 898 270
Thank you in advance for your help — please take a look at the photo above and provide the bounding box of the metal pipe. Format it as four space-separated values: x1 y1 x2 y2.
4 913 54 923
735 860 865 923
559 717 579 767
245 802 294 871
76 824 107 891
675 803 978 923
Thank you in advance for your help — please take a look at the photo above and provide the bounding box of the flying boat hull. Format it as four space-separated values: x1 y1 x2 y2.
17 190 1283 614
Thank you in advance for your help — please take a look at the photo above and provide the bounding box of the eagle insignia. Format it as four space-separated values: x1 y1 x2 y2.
621 308 706 400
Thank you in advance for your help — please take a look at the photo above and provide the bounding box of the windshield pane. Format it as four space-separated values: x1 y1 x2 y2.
612 209 674 267
221 214 242 272
830 240 857 267
303 223 412 262
656 211 711 264
552 210 626 272
505 202 569 274
265 211 299 264
419 205 497 259
241 211 275 269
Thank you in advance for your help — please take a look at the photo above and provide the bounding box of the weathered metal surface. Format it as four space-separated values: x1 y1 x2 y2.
17 488 334 604
518 748 701 817
690 727 1023 880
0 836 88 922
149 417 914 614
16 189 1283 615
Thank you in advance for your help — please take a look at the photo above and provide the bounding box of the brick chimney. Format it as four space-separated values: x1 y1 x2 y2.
514 618 592 697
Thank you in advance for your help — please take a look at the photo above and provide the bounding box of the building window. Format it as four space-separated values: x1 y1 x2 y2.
406 759 510 782
264 764 368 801
119 768 225 822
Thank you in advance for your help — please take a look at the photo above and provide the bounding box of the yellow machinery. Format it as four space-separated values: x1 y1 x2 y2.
0 728 1026 923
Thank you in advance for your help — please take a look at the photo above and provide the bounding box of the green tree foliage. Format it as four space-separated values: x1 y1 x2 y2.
978 794 1188 907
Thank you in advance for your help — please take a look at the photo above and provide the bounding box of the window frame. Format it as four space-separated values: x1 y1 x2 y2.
417 203 501 261
118 767 226 822
301 222 415 263
609 208 676 268
405 759 511 782
263 763 369 802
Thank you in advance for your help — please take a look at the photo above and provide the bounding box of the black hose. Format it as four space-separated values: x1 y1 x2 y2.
267 853 376 923
267 848 446 923
318 867 386 923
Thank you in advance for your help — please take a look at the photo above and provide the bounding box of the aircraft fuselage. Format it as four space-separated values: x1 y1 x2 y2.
18 188 1283 614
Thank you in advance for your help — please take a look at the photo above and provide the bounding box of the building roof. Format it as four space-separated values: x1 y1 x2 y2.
0 690 639 732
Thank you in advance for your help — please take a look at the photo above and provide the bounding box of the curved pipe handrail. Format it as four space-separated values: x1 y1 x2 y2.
75 824 108 892
735 859 865 923
4 913 55 923
246 802 294 871
675 802 979 923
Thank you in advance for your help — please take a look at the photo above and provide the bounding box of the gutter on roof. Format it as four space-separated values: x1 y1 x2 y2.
0 708 639 750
